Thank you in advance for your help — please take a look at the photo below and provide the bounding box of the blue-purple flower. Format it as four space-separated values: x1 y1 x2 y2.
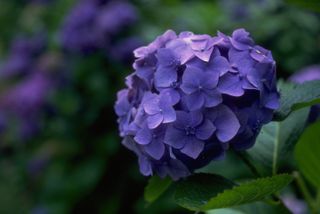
0 33 47 77
115 29 279 180
60 0 140 63
0 34 61 141
181 66 221 110
165 111 215 159
142 91 177 129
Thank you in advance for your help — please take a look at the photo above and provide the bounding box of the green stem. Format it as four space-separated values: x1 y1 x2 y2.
235 151 293 213
293 171 317 214
235 151 261 177
272 124 280 175
315 189 320 210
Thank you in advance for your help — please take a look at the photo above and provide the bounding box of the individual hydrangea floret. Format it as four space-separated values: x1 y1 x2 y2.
115 29 279 180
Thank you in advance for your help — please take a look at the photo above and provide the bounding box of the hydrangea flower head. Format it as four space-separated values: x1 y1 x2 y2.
115 29 279 180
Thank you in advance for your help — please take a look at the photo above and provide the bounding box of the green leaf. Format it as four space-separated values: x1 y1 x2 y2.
286 0 320 12
202 174 293 211
174 174 235 211
247 108 309 174
207 208 244 214
274 80 320 121
174 174 292 211
144 176 172 203
295 121 320 188
207 201 291 214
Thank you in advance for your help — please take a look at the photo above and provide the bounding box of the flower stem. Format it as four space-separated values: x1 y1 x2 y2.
293 171 317 214
235 151 261 177
235 151 292 212
316 189 320 210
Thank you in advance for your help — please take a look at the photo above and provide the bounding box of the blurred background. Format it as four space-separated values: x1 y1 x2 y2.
0 0 319 213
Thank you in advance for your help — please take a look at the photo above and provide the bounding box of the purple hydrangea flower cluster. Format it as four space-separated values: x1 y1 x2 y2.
115 29 279 180
289 65 320 123
60 0 141 62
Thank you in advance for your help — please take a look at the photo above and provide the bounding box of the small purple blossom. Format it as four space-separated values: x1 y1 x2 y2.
115 29 279 180
165 111 215 159
142 91 177 129
134 124 166 160
181 66 221 110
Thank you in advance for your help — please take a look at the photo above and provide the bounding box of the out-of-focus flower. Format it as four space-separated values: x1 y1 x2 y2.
289 65 320 84
219 0 269 22
0 33 47 77
282 195 308 214
0 72 53 139
0 33 62 141
110 37 143 64
1 73 51 117
114 29 279 180
289 65 320 123
27 0 53 5
60 0 140 63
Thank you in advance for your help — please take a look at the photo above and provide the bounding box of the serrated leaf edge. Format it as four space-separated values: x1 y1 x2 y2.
201 174 293 210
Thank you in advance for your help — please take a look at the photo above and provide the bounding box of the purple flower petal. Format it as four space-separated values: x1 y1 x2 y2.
181 138 204 159
164 126 187 149
166 159 191 180
204 89 222 107
180 66 202 94
208 56 230 76
195 119 216 140
143 93 160 115
166 39 194 64
144 139 165 160
139 156 152 176
218 73 244 96
174 111 203 129
214 105 240 142
154 66 177 88
230 28 254 51
147 113 163 129
162 88 180 105
250 46 273 63
185 92 205 111
202 72 219 89
262 92 280 110
194 47 214 62
156 48 179 67
228 48 254 75
134 126 152 145
162 106 176 123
